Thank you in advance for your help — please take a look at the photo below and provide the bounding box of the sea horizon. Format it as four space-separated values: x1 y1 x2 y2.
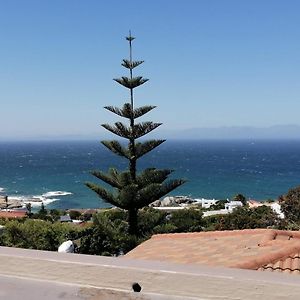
1 139 300 210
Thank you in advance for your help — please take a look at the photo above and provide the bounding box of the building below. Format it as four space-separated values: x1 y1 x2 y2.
1 229 300 299
125 229 300 274
0 210 27 219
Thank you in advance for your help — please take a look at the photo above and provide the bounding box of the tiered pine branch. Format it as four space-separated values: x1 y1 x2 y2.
86 33 185 235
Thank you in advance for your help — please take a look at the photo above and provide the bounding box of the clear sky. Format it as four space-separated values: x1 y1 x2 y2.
1 0 300 140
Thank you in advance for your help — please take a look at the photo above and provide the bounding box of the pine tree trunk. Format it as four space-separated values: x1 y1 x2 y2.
128 208 138 235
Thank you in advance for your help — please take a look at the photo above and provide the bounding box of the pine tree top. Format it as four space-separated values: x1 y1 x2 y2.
126 31 135 42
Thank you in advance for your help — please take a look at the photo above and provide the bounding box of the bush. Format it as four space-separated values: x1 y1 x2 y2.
68 210 82 220
137 208 168 236
0 219 83 251
167 208 203 232
280 186 300 223
215 206 281 230
79 212 139 256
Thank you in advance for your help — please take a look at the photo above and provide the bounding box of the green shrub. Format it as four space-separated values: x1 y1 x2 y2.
0 219 83 251
215 206 281 230
168 208 203 232
68 210 82 220
79 213 139 256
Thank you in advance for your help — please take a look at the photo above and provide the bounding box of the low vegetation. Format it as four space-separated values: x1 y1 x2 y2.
0 219 83 251
0 198 288 256
3 181 300 256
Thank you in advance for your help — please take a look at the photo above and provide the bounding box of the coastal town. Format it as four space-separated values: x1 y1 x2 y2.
0 192 285 222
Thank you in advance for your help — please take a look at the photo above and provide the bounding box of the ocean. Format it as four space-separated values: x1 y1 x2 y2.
0 140 300 210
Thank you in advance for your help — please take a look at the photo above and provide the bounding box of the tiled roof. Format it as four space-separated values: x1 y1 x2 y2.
125 229 300 274
0 210 27 219
258 252 300 274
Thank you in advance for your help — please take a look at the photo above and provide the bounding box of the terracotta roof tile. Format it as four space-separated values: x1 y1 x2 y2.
0 211 27 219
125 229 300 274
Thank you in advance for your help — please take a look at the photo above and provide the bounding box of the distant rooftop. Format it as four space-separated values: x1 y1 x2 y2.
0 210 27 219
125 229 300 274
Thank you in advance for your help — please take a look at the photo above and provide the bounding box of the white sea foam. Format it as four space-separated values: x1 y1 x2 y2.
8 196 27 201
7 195 59 207
23 198 59 207
42 191 72 198
5 190 72 208
0 187 5 193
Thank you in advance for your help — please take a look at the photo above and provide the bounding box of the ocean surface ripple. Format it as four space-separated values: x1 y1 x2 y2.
0 140 300 209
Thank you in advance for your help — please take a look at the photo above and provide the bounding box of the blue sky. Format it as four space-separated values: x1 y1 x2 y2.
0 0 300 140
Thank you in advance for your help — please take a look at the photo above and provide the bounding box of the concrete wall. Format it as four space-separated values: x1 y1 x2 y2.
0 246 300 299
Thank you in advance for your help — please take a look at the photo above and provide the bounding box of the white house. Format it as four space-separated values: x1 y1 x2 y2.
225 201 243 212
196 198 218 209
270 202 284 219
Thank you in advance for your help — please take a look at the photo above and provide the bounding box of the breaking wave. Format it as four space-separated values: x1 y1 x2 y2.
7 190 72 207
42 191 73 197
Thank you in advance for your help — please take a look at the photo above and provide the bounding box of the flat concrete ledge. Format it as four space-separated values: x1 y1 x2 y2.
1 246 300 299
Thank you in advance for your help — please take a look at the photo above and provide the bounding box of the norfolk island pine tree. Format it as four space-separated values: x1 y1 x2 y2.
86 33 185 235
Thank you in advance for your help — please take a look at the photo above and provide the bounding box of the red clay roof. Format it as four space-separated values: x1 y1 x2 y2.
125 229 300 274
258 252 300 275
0 211 27 219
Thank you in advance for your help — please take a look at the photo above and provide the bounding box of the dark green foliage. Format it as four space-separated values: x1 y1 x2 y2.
167 209 204 232
101 121 162 139
280 186 300 223
215 206 281 230
0 219 83 251
38 202 47 216
25 203 32 217
113 76 149 89
68 210 81 220
121 59 144 69
86 34 185 235
32 203 52 221
104 104 155 119
202 215 222 231
49 209 62 222
31 206 64 222
137 208 168 236
78 212 139 256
